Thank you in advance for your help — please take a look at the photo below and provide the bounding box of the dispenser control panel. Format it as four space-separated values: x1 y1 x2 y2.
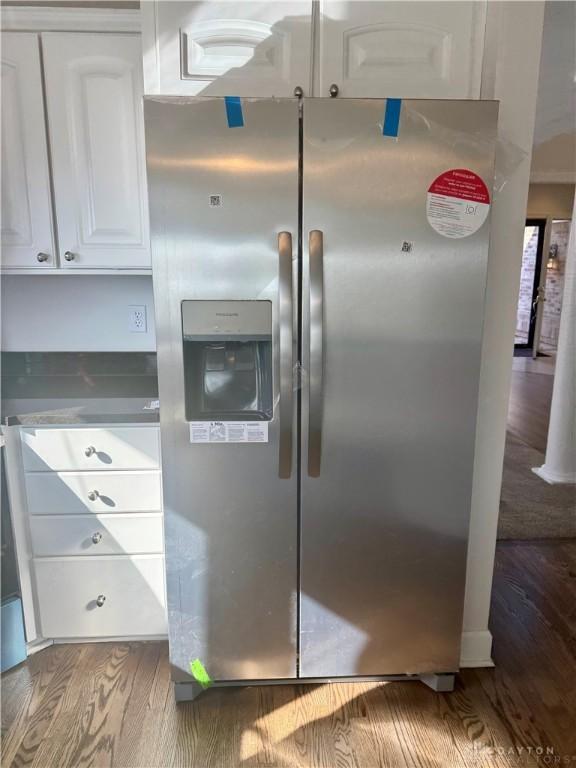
182 300 271 340
181 300 273 426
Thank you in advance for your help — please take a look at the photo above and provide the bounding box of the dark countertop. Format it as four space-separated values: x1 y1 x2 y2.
2 397 160 426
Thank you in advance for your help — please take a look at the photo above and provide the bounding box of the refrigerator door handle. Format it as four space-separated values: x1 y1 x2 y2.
308 229 324 477
278 231 293 479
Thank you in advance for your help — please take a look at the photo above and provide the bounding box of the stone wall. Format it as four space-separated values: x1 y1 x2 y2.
515 226 539 344
540 220 571 351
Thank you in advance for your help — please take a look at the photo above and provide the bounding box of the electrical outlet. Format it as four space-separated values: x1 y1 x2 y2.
128 305 147 333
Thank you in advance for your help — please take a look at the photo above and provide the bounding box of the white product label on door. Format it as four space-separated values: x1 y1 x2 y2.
189 421 268 443
426 169 491 239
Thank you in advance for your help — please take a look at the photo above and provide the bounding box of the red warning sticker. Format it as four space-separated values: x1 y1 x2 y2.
426 169 491 239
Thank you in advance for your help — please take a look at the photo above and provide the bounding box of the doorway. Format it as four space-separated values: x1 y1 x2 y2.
514 219 546 355
498 212 574 540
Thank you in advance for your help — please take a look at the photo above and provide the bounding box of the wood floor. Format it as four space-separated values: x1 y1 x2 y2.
2 540 576 767
507 369 554 453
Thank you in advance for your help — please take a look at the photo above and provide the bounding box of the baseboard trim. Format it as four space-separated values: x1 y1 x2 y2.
460 630 494 667
26 638 54 656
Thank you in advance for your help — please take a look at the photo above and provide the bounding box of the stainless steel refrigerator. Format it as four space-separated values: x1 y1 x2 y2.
144 97 498 700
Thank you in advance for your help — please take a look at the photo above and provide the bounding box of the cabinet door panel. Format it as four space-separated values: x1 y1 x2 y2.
35 556 166 638
317 1 486 98
144 1 313 96
25 471 162 516
21 426 160 472
29 514 163 556
1 33 55 269
42 34 150 269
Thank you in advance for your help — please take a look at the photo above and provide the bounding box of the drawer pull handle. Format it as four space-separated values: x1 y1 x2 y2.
96 595 106 607
91 532 103 544
88 490 100 501
64 250 76 261
85 446 96 457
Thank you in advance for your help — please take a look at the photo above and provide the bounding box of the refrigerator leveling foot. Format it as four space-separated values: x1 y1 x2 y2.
174 681 205 702
420 673 456 692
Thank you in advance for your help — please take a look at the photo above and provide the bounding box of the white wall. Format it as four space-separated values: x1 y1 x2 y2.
1 275 156 352
531 0 576 182
528 183 575 218
460 1 545 666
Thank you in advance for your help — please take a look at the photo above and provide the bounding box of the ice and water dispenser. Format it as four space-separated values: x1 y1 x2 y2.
181 301 273 422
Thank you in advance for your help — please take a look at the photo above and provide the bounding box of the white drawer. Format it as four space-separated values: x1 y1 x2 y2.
35 555 166 638
25 471 162 516
29 514 163 557
21 426 160 472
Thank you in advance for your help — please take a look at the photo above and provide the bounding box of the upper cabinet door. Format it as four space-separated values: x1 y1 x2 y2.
142 1 313 96
317 1 486 98
1 34 56 270
42 34 150 270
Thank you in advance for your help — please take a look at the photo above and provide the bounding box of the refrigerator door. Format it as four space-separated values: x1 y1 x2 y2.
300 99 497 677
145 98 299 682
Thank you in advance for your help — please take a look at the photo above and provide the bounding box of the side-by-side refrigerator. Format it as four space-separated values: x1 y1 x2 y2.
144 97 498 700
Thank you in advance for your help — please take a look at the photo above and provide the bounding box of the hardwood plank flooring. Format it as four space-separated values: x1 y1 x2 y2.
2 541 575 767
500 363 574 539
507 370 554 453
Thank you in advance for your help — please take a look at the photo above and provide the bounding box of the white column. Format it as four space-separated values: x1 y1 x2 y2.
533 194 576 484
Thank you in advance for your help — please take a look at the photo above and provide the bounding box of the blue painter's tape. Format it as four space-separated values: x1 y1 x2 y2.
383 98 402 138
225 96 244 128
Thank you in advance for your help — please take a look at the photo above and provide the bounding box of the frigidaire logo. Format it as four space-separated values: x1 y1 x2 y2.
216 313 239 317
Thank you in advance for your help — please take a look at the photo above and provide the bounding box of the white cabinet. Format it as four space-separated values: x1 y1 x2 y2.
35 555 166 638
25 471 163 516
21 425 160 472
143 1 487 100
317 1 486 98
1 34 55 269
4 423 166 644
42 34 150 269
143 1 313 96
29 514 164 557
